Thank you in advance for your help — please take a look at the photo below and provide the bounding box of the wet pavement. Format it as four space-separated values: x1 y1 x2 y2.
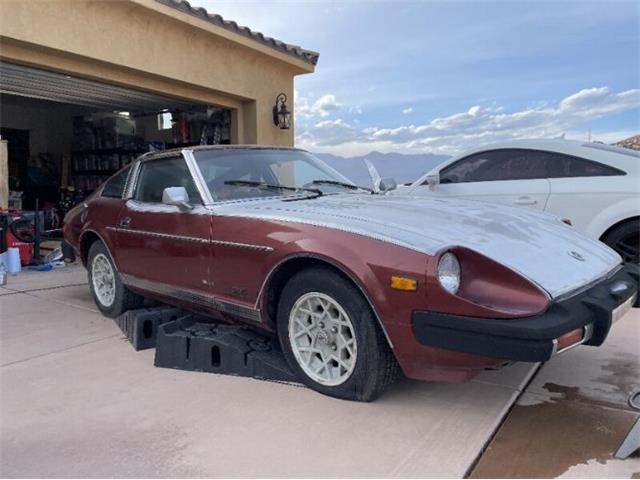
471 307 640 478
1 264 638 477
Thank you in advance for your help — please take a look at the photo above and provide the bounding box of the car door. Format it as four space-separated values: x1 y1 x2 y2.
412 149 551 210
545 152 628 236
115 154 213 296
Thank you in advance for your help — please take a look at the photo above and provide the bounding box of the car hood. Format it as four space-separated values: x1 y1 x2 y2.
214 193 621 299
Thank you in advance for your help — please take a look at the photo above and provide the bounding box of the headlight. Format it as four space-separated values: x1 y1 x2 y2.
438 252 461 294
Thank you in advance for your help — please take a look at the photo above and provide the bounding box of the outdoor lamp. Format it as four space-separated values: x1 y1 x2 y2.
272 93 291 129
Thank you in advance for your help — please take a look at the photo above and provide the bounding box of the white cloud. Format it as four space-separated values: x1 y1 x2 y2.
295 90 342 118
311 94 341 117
402 107 413 114
296 86 640 156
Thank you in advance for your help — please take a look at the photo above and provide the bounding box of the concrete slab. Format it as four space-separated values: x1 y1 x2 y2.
0 293 117 366
525 309 640 410
0 337 521 478
470 391 639 478
0 264 86 293
470 308 640 479
471 361 540 390
27 283 99 313
0 269 536 478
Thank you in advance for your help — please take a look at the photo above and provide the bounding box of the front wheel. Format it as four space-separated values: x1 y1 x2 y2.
602 219 639 264
87 240 143 317
277 267 397 401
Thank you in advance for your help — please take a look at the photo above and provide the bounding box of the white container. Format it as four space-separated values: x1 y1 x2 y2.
6 247 21 274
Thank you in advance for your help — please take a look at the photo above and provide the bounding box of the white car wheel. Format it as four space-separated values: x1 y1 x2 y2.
91 253 116 308
288 291 357 386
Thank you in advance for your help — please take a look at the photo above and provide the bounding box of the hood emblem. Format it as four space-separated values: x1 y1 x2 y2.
569 250 585 262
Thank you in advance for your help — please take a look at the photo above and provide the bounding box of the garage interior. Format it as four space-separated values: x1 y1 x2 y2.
1 61 232 216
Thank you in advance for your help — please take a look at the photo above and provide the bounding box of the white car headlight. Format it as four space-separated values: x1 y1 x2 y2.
438 252 461 294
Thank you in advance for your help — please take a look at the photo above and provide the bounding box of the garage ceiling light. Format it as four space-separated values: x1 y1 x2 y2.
0 61 198 113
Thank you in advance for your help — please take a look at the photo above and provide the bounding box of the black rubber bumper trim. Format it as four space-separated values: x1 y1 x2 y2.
61 240 76 262
412 263 639 362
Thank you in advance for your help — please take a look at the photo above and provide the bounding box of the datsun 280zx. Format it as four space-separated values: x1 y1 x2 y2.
62 146 639 401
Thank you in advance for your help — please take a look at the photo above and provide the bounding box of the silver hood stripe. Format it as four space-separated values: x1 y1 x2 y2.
212 194 621 299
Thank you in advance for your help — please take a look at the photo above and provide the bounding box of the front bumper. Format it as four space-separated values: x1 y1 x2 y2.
412 263 639 362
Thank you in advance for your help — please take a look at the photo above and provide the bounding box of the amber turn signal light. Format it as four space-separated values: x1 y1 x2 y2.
390 276 418 291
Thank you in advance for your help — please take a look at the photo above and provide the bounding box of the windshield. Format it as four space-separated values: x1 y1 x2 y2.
193 149 357 201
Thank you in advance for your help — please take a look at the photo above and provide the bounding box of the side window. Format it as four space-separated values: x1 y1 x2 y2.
546 154 625 178
437 149 550 184
134 157 202 204
101 166 131 198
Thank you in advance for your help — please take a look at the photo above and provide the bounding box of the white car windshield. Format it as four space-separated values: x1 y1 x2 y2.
193 149 366 201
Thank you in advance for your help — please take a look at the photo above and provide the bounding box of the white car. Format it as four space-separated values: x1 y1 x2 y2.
403 139 640 263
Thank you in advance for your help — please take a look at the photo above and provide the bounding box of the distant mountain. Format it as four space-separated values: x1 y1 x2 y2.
314 151 450 186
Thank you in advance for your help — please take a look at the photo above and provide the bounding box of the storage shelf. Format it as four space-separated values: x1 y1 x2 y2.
72 170 117 176
71 148 146 155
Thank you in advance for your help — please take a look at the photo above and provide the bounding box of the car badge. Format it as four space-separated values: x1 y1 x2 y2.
569 250 585 261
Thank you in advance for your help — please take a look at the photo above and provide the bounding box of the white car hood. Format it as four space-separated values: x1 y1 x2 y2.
214 193 621 299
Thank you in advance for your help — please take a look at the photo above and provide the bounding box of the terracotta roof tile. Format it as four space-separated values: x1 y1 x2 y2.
155 0 319 66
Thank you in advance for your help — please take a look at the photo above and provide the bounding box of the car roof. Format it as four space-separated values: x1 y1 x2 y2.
447 138 640 159
141 144 307 160
409 138 639 187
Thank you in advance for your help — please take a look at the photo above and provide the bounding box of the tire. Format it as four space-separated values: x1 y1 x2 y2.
602 219 639 264
87 240 143 317
277 267 398 401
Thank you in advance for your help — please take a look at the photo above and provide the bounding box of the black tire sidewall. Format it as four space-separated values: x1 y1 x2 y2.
603 220 640 264
276 268 382 400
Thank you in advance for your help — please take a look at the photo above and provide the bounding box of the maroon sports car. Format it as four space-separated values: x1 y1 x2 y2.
63 146 639 401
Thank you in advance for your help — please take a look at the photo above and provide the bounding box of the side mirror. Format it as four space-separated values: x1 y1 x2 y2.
379 177 397 192
425 170 440 189
162 186 192 210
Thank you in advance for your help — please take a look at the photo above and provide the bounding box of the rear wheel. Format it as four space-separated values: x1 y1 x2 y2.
277 267 397 401
603 219 639 264
87 241 143 317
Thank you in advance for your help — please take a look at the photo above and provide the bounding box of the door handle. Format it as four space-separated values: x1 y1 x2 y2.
118 216 131 228
515 197 537 206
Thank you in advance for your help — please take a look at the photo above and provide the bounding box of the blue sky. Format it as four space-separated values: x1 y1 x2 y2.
194 0 639 156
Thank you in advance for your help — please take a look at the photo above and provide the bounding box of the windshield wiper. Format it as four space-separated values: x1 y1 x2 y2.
223 180 322 197
308 179 373 193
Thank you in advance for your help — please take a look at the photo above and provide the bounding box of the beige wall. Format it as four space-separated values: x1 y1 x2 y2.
0 97 93 159
0 0 314 146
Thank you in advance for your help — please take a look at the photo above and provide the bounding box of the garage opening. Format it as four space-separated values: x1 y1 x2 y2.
0 61 233 215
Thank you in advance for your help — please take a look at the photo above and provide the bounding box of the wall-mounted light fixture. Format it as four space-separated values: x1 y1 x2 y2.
272 93 291 129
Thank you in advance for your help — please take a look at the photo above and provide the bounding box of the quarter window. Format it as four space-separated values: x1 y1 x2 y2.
101 166 131 198
546 154 625 178
134 157 202 204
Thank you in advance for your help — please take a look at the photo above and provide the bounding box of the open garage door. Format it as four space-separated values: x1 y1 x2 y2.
0 61 232 212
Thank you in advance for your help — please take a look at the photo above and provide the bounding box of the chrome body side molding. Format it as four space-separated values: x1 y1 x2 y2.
211 239 274 252
106 226 209 244
106 225 273 251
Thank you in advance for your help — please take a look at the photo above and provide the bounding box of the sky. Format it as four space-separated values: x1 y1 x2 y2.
194 0 639 156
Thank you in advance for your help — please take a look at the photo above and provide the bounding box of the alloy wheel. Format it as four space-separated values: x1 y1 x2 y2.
91 253 116 307
288 292 357 386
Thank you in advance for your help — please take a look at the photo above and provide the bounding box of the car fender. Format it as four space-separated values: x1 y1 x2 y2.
584 197 640 239
258 235 428 349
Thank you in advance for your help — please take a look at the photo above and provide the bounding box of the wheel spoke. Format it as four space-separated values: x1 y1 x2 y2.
92 253 116 307
288 291 357 387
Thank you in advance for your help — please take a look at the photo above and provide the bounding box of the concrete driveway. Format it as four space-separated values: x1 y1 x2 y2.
0 264 637 478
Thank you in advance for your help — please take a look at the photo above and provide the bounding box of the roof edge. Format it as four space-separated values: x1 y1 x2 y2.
150 0 319 68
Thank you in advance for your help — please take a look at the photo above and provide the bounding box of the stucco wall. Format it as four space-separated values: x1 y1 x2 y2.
0 0 312 146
